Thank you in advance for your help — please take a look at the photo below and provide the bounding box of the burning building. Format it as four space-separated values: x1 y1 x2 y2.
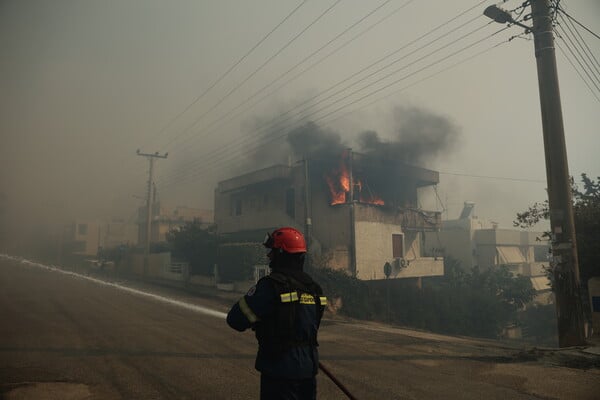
214 149 443 281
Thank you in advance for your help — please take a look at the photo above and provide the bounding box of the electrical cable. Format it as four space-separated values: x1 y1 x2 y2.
165 1 490 160
158 0 343 152
160 15 494 183
160 0 413 154
556 14 600 87
323 37 510 126
557 5 600 40
158 31 512 190
117 0 494 195
159 32 510 189
141 1 308 150
158 22 501 188
555 25 600 95
555 40 600 103
557 8 600 76
438 171 545 183
108 1 309 197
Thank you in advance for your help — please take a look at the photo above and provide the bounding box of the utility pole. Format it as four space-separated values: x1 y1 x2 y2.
484 1 585 346
530 0 585 347
136 149 168 275
303 157 313 269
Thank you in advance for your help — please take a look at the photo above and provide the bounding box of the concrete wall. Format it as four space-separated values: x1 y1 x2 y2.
215 167 304 235
72 220 102 256
354 215 443 281
214 162 443 280
354 220 402 280
426 227 474 270
310 192 352 271
130 252 188 282
588 277 600 342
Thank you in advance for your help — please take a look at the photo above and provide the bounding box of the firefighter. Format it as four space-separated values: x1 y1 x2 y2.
227 227 326 400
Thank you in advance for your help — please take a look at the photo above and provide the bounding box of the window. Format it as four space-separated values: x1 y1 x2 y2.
496 246 526 264
392 234 404 258
78 224 88 235
231 198 242 216
285 188 295 218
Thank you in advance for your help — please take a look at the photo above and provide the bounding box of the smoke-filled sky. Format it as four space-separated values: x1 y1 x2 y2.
1 0 599 240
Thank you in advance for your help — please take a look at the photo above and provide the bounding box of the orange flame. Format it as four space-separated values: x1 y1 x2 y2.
325 158 350 205
325 152 384 206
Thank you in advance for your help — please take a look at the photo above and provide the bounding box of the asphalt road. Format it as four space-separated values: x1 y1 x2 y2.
1 257 599 399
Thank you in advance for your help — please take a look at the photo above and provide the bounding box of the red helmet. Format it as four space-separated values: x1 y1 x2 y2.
263 227 307 253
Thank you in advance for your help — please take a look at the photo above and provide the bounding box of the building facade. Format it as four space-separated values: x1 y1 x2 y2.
137 203 213 245
214 150 444 281
425 202 552 302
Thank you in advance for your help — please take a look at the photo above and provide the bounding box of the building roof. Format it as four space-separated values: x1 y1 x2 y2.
217 165 294 192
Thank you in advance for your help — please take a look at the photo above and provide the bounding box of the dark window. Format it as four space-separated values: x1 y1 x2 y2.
285 188 295 218
392 234 404 258
232 198 242 216
78 224 88 235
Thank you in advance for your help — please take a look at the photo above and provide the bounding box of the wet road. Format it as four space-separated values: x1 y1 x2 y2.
1 257 598 399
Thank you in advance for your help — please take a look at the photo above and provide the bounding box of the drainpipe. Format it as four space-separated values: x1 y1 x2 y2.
348 149 357 277
303 156 313 269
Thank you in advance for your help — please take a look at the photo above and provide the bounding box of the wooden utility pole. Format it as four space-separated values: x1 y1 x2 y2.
136 150 168 275
530 0 585 346
303 157 313 269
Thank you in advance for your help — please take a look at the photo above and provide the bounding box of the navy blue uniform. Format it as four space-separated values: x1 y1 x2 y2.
227 268 325 399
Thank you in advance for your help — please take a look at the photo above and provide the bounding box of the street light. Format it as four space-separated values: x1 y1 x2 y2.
483 5 531 30
483 0 586 347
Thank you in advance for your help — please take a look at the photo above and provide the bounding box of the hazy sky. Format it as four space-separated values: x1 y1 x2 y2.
1 0 599 236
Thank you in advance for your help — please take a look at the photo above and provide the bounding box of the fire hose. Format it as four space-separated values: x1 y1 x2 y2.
318 361 358 400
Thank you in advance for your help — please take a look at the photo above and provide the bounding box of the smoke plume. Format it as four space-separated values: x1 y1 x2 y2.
358 106 460 166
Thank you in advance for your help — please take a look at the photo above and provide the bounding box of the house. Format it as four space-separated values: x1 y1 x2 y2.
424 202 552 303
61 218 137 257
214 150 444 281
137 202 213 245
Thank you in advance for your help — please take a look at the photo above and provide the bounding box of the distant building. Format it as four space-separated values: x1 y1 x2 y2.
137 202 213 245
62 218 138 257
214 150 444 281
425 202 552 303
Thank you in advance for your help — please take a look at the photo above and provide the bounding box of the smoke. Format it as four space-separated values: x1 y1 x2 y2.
287 121 345 159
240 105 459 168
235 105 460 206
358 106 460 166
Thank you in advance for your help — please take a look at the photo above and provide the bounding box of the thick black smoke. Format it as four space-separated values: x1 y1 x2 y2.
358 106 460 166
238 106 460 199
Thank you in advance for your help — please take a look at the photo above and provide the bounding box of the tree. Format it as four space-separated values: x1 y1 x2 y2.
514 173 600 316
166 221 217 276
421 260 536 338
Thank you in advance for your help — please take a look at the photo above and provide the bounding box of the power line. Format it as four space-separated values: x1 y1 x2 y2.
164 1 490 160
142 0 308 149
107 0 426 200
159 25 509 189
556 14 600 87
107 2 309 196
158 30 512 190
555 40 600 103
439 171 546 183
158 0 343 152
557 4 600 40
323 37 510 127
555 25 600 95
160 11 494 183
557 8 600 77
160 0 414 155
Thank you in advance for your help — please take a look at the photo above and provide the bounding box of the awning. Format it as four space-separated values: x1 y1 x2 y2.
530 276 551 291
497 246 526 264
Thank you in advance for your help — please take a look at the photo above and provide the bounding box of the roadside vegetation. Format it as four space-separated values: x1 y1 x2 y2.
308 258 536 340
514 174 600 327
